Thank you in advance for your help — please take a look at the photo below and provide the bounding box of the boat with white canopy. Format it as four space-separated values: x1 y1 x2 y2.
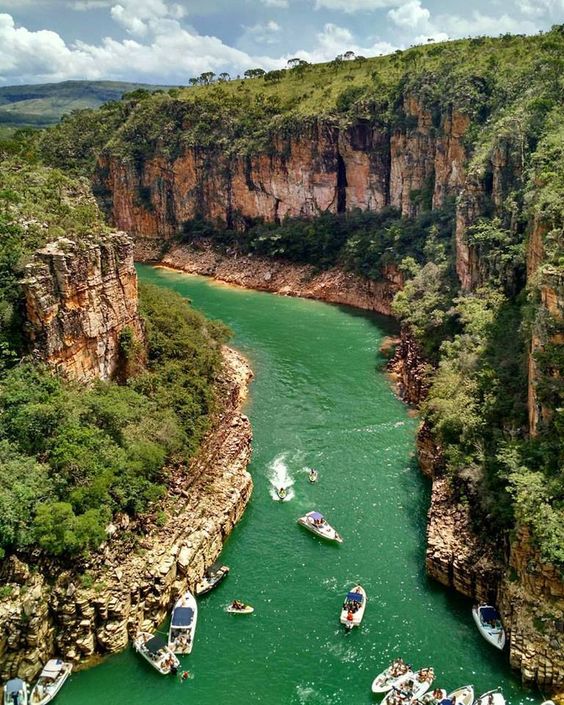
30 660 72 705
297 511 343 543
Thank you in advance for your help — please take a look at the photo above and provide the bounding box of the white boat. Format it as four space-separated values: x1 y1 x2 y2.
226 601 254 614
447 685 474 705
308 469 318 483
340 585 366 629
475 691 505 705
30 660 72 705
472 605 505 650
420 688 447 705
195 563 229 596
168 591 197 654
297 511 343 543
371 659 412 693
383 668 435 705
4 679 28 705
133 632 180 675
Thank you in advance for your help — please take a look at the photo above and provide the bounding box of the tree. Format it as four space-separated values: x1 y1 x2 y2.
344 50 356 60
264 69 285 83
287 58 302 68
218 72 231 82
244 68 266 79
199 72 216 85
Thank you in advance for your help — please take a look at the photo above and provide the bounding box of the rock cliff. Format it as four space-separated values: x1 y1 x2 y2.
22 232 145 384
0 347 253 682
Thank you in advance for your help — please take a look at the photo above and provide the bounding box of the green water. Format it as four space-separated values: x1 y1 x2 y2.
59 266 535 705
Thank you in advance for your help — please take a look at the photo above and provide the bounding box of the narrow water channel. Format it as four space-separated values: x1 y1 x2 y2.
59 266 534 705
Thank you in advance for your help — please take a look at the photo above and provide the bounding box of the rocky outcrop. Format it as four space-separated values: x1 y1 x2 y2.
387 328 429 406
157 243 403 316
0 347 253 681
94 97 469 253
22 233 144 384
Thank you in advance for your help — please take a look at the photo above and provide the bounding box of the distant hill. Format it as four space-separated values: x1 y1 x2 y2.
0 80 176 128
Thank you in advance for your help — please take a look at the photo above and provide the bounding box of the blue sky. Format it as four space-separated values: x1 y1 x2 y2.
0 0 562 85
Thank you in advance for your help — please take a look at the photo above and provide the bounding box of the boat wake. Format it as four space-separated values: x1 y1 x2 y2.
267 453 295 502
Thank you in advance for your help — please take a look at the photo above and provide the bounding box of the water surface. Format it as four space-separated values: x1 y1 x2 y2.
59 266 534 705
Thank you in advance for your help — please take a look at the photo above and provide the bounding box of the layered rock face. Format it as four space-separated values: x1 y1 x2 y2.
95 97 468 254
22 232 144 383
0 347 252 682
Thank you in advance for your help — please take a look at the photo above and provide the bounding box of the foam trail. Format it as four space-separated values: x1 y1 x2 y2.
268 453 295 502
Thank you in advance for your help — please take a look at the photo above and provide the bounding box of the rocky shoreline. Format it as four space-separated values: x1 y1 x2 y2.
0 346 253 682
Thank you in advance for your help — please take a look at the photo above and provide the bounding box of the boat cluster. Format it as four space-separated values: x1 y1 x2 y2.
371 659 506 705
3 660 72 705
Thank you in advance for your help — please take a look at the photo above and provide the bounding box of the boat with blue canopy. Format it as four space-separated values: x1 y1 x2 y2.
133 631 180 675
168 590 198 654
4 678 28 705
297 511 343 543
472 604 505 650
340 585 366 629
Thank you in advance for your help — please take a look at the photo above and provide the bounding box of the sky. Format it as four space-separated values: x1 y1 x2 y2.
0 0 563 86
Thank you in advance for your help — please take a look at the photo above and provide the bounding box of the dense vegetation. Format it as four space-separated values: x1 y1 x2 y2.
0 136 229 560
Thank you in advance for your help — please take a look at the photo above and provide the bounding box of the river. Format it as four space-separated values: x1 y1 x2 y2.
59 265 535 705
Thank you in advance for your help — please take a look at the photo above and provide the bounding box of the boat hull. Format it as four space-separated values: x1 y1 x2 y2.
30 663 72 705
472 607 505 650
448 685 475 705
297 514 343 543
195 566 229 596
339 585 367 628
226 605 254 614
133 632 180 675
371 664 412 694
168 591 198 654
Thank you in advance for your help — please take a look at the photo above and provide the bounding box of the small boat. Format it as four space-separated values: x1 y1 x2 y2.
371 658 412 693
447 685 474 705
297 511 343 543
472 604 505 650
277 487 288 500
4 679 28 705
133 632 180 675
475 691 505 705
420 689 447 705
383 668 435 705
308 468 318 483
226 600 254 614
340 585 366 630
168 591 197 654
30 660 72 705
195 563 229 596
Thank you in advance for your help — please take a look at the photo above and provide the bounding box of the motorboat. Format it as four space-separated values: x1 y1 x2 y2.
30 660 72 705
297 511 343 543
168 591 197 654
226 601 254 614
420 689 447 705
383 668 435 705
4 679 28 705
340 585 366 630
195 563 229 596
133 632 180 675
472 604 505 650
308 468 318 483
447 685 475 705
371 658 412 693
277 487 288 500
475 691 505 705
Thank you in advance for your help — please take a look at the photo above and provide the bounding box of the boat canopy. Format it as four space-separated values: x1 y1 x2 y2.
5 679 24 694
479 606 500 622
40 660 64 678
346 592 363 603
171 607 194 628
439 699 453 705
309 512 324 520
145 634 167 655
207 561 225 574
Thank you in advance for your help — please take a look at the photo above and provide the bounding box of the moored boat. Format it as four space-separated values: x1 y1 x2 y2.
475 690 505 705
371 658 412 693
226 600 254 614
30 660 72 705
297 511 343 543
420 688 447 705
472 604 505 650
4 679 28 705
168 591 198 654
308 468 318 483
447 685 475 705
195 563 230 596
383 668 435 705
133 632 180 675
339 585 366 629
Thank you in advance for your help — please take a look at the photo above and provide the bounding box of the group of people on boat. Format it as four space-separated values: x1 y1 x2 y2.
230 600 247 611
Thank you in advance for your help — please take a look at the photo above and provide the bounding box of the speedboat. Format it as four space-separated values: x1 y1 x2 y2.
340 585 366 629
371 658 412 693
308 468 318 483
472 604 505 650
168 590 197 654
195 563 229 596
475 691 505 705
420 689 447 705
133 632 180 675
447 685 474 705
297 511 343 543
4 679 28 705
30 660 72 705
383 668 435 705
277 487 287 500
226 601 254 614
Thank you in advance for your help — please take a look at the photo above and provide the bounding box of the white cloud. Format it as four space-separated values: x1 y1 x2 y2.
287 22 396 63
243 19 281 44
110 0 185 36
438 10 538 37
71 1 113 10
259 0 289 7
314 0 402 11
388 0 430 29
517 0 564 16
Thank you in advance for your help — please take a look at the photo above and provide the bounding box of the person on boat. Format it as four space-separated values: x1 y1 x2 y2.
487 695 494 705
180 670 190 682
231 600 245 610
